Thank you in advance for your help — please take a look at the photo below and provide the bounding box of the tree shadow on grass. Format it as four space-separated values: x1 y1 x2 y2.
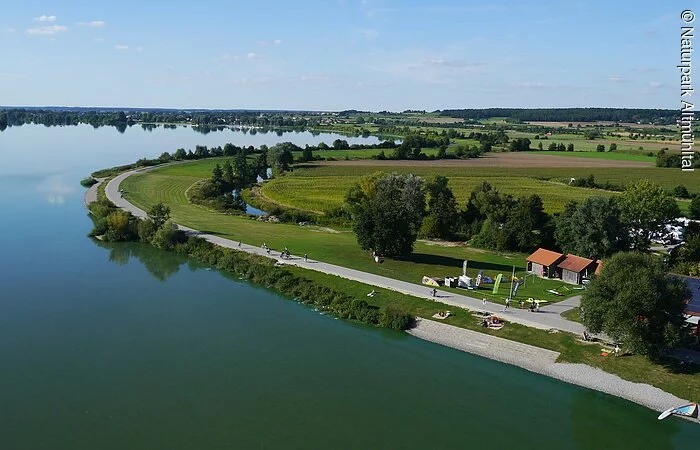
396 252 515 273
658 353 700 376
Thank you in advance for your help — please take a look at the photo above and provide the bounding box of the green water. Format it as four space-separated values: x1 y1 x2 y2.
0 125 697 449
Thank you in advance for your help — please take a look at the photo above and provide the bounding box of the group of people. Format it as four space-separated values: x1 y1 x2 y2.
260 243 308 262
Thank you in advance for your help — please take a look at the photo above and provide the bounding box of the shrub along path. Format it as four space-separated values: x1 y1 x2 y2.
106 167 585 335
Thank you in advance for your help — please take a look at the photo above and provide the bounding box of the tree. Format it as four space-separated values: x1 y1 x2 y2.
596 144 605 152
619 180 680 251
105 210 136 241
222 160 235 185
150 221 186 251
211 163 225 192
689 197 700 220
581 252 689 359
301 146 314 162
346 173 425 257
332 139 350 150
537 142 543 150
508 138 531 152
421 175 458 239
148 202 171 229
567 143 574 152
501 194 549 251
609 143 617 152
554 196 629 259
268 143 294 174
233 152 252 185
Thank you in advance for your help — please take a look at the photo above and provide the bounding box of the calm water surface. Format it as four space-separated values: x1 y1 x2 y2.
0 125 698 449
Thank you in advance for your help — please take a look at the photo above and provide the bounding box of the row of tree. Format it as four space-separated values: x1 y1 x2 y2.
439 108 678 124
342 174 684 260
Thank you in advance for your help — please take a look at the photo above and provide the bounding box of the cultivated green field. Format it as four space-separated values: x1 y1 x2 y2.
261 174 617 214
529 151 655 162
283 165 700 194
121 162 574 304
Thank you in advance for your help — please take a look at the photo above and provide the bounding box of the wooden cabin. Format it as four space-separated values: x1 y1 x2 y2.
526 248 565 278
557 254 596 285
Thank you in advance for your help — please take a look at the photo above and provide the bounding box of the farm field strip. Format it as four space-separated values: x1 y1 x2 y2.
260 175 617 214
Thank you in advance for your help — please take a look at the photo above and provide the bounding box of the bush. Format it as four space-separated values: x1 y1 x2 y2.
671 185 691 199
80 177 98 187
150 221 187 250
380 308 415 330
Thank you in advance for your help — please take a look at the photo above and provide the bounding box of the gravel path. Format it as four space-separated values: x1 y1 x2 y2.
409 318 698 420
83 178 104 207
103 166 698 421
106 167 585 335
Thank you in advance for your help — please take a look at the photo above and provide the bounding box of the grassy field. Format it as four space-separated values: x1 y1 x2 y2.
285 164 700 194
122 163 575 304
261 174 617 214
529 151 655 162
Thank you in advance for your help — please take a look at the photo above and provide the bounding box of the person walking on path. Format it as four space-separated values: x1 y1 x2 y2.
432 288 437 297
482 298 487 307
503 298 510 312
303 253 308 262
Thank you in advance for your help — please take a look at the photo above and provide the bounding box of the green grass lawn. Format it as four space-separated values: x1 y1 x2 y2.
285 164 700 194
261 174 617 214
122 163 574 305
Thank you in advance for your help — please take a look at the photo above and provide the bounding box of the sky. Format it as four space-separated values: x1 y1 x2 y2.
0 0 691 111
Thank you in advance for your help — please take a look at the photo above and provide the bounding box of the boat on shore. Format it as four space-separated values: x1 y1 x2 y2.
657 403 698 420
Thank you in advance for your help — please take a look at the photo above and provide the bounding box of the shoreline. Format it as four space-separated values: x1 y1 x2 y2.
103 165 586 335
88 164 699 420
408 318 699 422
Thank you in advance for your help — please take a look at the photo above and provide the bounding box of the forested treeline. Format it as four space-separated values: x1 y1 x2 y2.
440 108 677 124
0 108 323 131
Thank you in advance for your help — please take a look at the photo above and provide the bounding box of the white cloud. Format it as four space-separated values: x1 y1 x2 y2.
300 74 331 82
648 81 662 88
114 44 129 51
258 39 283 47
217 53 240 61
607 75 624 82
247 52 263 59
37 176 75 205
78 20 106 27
34 15 57 23
26 25 67 35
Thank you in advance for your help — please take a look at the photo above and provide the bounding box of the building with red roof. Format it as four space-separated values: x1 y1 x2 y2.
526 248 603 285
526 248 565 278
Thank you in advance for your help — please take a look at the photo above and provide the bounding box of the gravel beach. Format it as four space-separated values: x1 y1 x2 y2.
408 318 699 423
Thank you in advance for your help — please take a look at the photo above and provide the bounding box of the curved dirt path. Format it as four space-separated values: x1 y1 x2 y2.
105 165 586 335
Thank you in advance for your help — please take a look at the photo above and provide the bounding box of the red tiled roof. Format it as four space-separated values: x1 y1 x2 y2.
526 248 564 266
559 254 595 273
594 260 603 275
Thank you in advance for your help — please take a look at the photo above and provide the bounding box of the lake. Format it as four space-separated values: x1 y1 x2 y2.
0 124 697 449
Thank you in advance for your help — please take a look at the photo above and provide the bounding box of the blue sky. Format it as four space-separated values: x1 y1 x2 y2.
0 0 689 110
